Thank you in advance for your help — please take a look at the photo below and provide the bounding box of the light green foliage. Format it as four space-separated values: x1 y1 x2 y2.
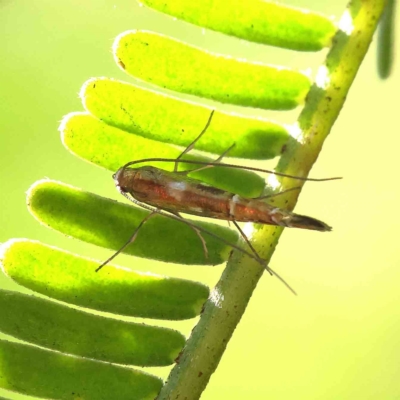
377 0 396 78
82 78 289 159
0 289 185 366
114 30 311 110
2 0 388 399
1 239 209 320
140 0 336 51
0 339 162 400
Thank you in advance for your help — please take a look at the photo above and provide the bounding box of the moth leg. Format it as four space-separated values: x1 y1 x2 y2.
231 220 297 294
174 110 215 172
171 109 238 176
125 197 262 266
252 186 301 200
171 211 209 260
96 209 158 272
178 143 236 176
231 220 270 271
118 196 296 294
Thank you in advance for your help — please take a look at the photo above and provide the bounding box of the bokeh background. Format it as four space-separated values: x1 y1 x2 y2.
1 1 399 399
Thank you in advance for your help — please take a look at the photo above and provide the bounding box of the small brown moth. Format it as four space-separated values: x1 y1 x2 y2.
97 111 340 294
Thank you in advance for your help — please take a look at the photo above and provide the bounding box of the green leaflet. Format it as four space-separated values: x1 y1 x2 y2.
26 180 238 266
82 78 289 159
114 30 311 110
377 0 396 78
0 289 185 366
140 0 336 51
0 339 162 400
1 239 209 320
61 112 265 198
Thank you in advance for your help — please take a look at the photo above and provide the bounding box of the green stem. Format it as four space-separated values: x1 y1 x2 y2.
157 1 387 398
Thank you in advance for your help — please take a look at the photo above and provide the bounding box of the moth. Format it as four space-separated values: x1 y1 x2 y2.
97 111 339 294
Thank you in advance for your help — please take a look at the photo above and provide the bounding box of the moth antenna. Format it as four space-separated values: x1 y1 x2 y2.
122 158 341 182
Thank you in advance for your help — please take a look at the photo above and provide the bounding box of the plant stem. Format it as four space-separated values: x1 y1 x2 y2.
157 1 387 399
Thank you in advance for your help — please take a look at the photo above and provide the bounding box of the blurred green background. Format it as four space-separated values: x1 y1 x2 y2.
1 0 399 399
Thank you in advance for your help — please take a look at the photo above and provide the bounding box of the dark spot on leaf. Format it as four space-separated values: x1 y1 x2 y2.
118 59 125 69
198 371 203 377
